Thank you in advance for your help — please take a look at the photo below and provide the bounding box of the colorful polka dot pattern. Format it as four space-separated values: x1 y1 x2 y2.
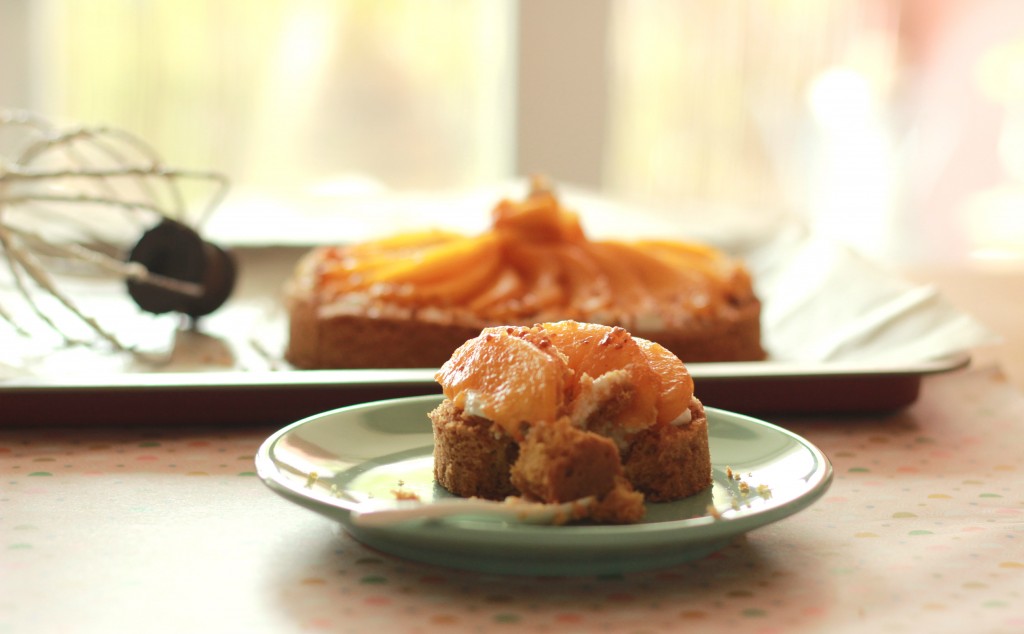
2 366 1024 633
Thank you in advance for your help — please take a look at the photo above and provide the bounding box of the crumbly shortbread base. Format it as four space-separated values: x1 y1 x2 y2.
428 397 712 524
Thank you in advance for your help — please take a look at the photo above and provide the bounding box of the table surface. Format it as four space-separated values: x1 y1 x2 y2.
2 266 1023 634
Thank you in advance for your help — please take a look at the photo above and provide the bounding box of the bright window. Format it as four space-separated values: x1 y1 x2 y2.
3 0 1023 266
7 1 513 193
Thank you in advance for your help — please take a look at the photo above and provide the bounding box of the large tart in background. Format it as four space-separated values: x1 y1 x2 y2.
285 180 765 369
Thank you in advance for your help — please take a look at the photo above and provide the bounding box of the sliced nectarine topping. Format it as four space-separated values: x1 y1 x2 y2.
362 233 501 286
318 230 461 277
553 243 611 312
404 254 502 305
345 229 462 255
634 336 694 425
538 321 660 431
436 321 693 436
465 267 525 313
578 243 649 309
313 181 751 325
501 241 564 315
435 326 572 438
492 183 586 244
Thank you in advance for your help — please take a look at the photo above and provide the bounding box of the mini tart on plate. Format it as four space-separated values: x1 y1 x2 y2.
429 320 712 524
285 179 764 369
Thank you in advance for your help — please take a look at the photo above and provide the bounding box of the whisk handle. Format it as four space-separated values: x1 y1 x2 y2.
125 219 236 319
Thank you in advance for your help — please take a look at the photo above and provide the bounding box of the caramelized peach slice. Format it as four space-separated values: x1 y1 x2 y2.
537 321 659 431
318 231 463 285
554 244 612 313
577 243 645 307
639 241 755 310
589 241 727 314
396 246 502 305
592 241 700 298
634 337 694 425
345 229 463 255
501 241 566 314
636 241 730 284
465 267 526 314
492 191 586 243
364 233 501 285
637 239 723 262
435 326 572 438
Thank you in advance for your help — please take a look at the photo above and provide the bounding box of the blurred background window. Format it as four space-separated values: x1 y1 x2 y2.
1 0 1023 266
0 0 514 192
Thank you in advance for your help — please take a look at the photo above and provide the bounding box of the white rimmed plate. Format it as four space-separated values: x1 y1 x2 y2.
256 395 833 576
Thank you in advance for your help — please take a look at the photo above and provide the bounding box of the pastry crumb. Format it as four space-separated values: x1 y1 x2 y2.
391 488 421 501
722 470 773 510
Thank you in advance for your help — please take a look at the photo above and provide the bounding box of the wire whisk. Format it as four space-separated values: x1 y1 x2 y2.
0 110 236 353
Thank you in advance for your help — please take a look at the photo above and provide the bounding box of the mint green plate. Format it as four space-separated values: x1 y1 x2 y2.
256 395 832 576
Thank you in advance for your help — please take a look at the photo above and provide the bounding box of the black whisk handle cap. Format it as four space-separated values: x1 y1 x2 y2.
126 219 237 319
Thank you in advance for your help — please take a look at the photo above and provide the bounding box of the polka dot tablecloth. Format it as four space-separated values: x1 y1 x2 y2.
2 365 1023 634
